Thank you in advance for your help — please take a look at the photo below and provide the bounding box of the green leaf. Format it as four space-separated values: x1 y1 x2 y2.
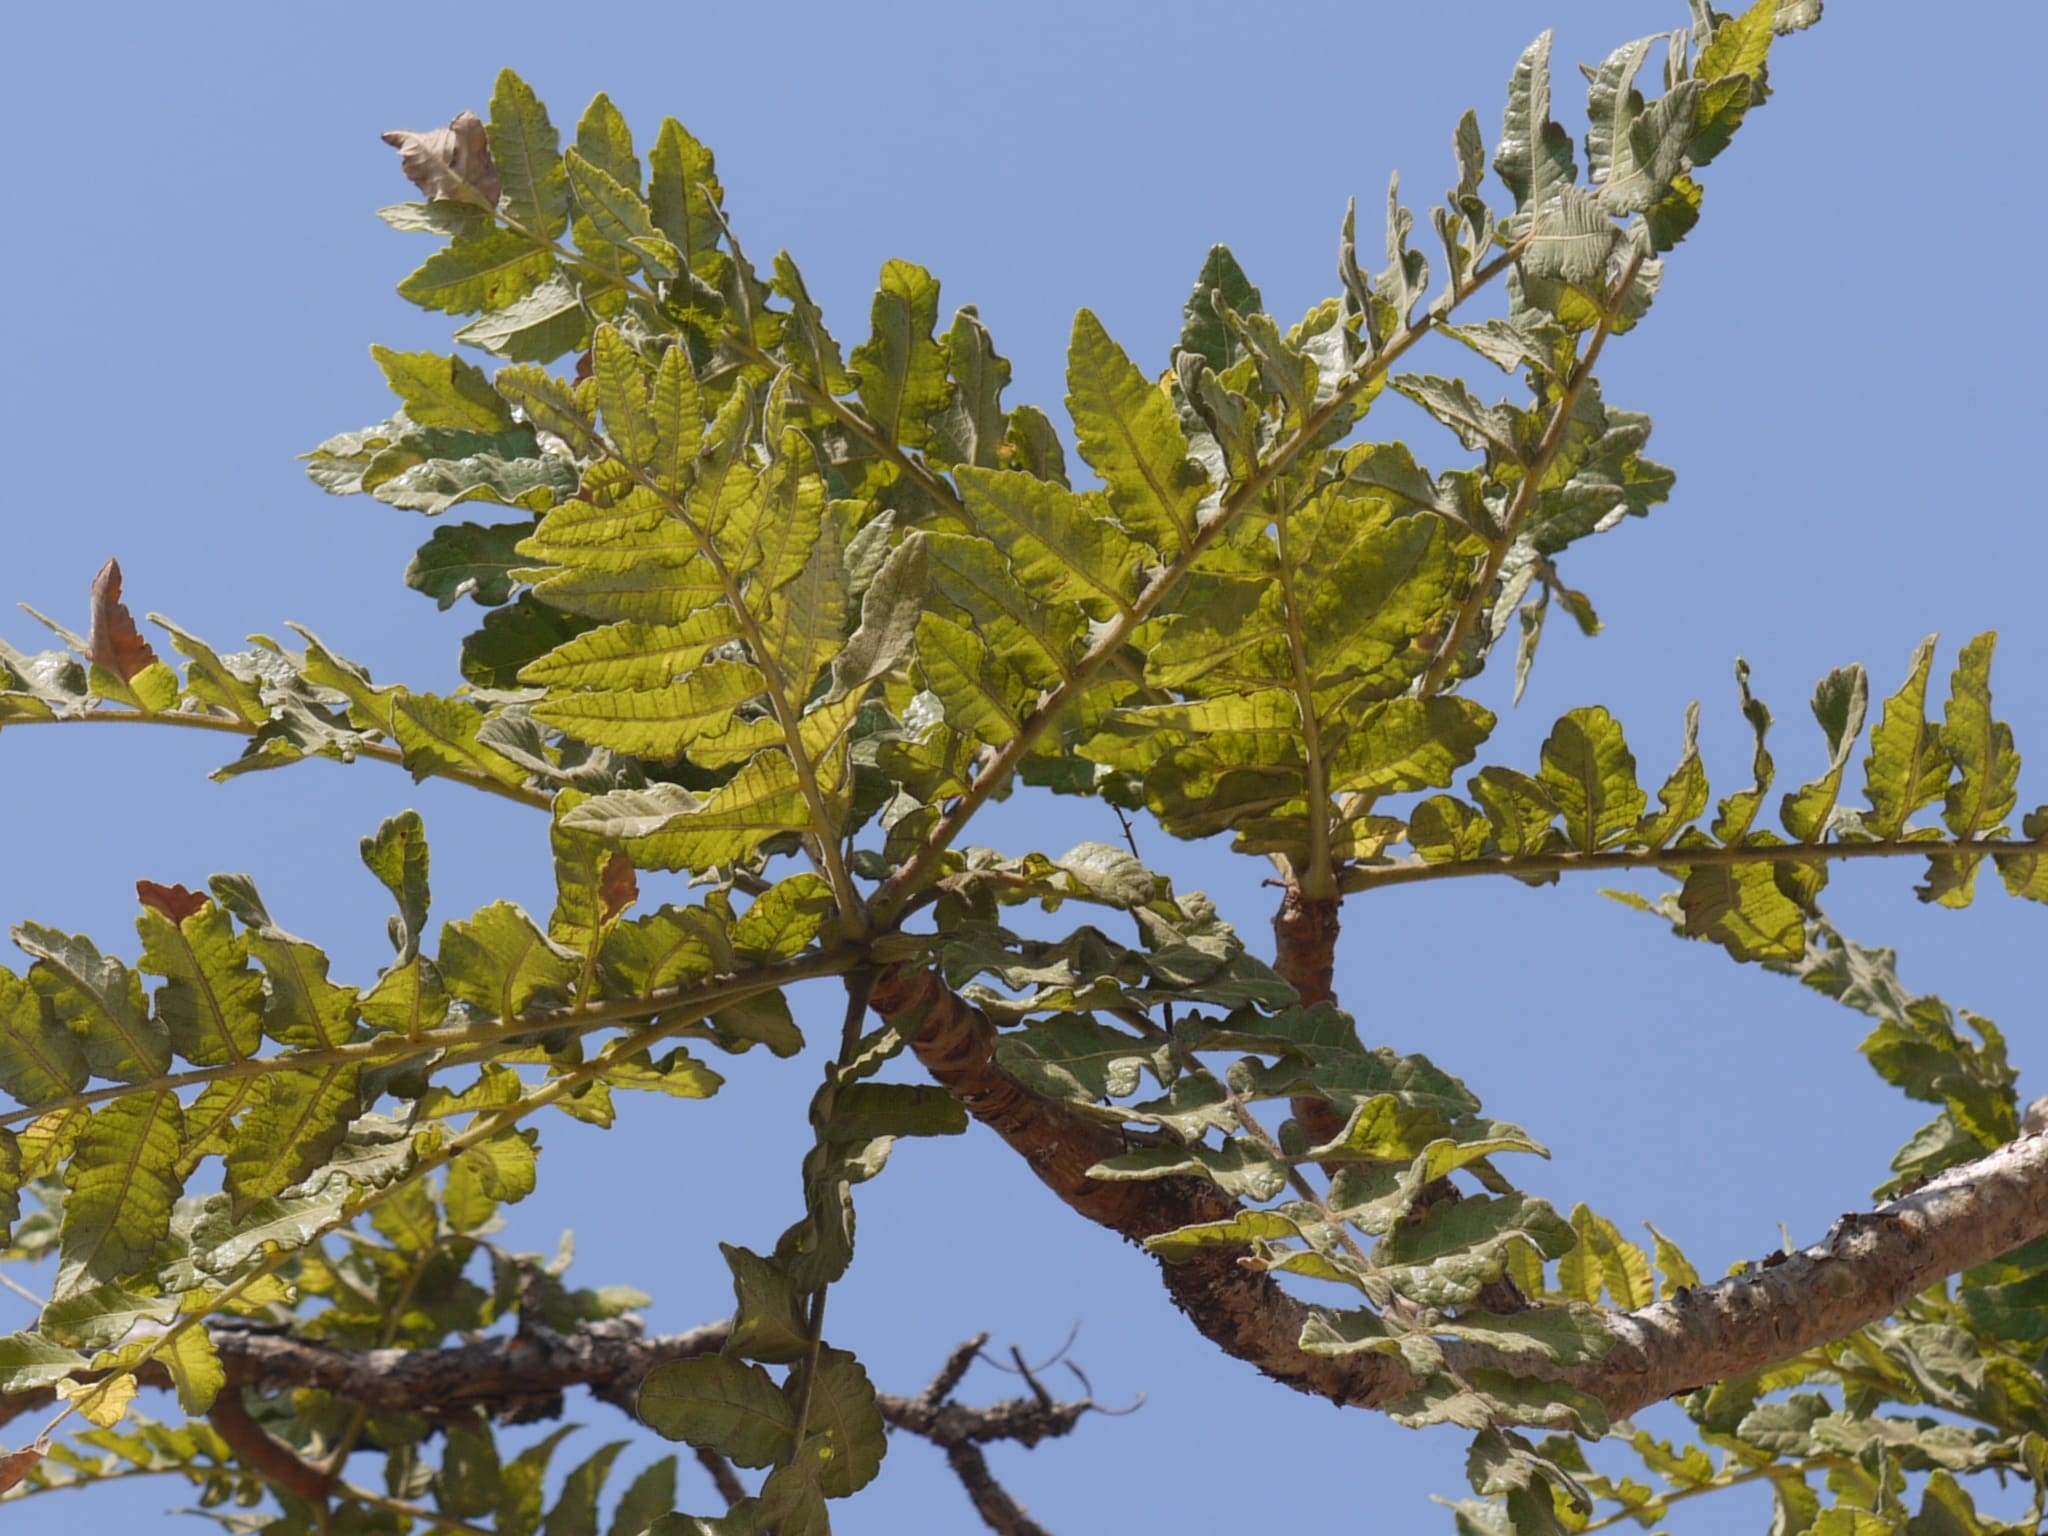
1637 702 1707 848
521 612 739 694
784 1347 886 1498
13 923 167 1083
1181 245 1264 373
438 902 580 1019
565 148 667 271
1327 698 1496 797
931 306 1012 470
456 275 591 363
723 1244 810 1363
1926 633 2019 907
647 117 724 272
223 1066 362 1208
650 341 705 493
153 618 269 725
1495 31 1575 210
592 326 657 465
956 466 1147 621
1678 847 1806 962
497 364 602 457
608 1458 678 1536
576 94 642 208
850 259 951 451
0 1331 89 1392
60 1091 184 1292
0 965 88 1106
399 229 556 316
639 1354 796 1467
362 809 432 961
136 899 264 1067
407 521 533 609
534 658 765 762
773 253 855 407
243 929 358 1051
821 1082 967 1141
489 69 570 239
1782 665 1869 843
1555 1204 1654 1309
446 1129 539 1231
1067 310 1208 556
371 347 516 434
544 1441 628 1536
391 693 532 788
1537 707 1645 853
1863 636 1952 840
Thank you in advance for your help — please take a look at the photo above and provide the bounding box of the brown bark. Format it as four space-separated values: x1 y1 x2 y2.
1272 886 1349 1148
0 1316 1091 1532
207 1386 334 1503
875 964 2048 1423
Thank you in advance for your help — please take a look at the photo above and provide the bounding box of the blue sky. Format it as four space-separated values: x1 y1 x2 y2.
3 2 2045 1531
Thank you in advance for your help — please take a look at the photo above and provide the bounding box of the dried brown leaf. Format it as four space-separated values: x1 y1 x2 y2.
137 880 208 924
87 559 159 681
381 110 500 209
0 1437 49 1494
599 853 639 924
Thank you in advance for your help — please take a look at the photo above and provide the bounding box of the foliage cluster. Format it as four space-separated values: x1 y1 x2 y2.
9 2 2048 1532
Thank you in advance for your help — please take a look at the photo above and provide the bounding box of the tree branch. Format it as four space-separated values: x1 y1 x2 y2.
0 708 556 812
869 965 2048 1423
205 1387 333 1504
0 1316 1092 1536
1338 831 2048 897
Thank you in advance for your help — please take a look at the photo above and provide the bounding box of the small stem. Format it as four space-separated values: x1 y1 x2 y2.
0 709 554 811
1339 831 2048 896
1416 248 1645 701
332 1483 502 1536
1577 1456 1851 1535
793 968 880 1451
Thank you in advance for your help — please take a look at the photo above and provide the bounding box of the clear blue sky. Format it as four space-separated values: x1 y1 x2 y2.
3 3 2044 1532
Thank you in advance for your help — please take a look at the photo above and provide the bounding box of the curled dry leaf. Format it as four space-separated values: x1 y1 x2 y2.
380 110 500 209
599 853 639 924
137 880 209 924
0 1436 50 1494
87 559 159 681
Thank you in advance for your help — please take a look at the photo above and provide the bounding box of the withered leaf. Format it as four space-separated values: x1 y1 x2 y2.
137 880 208 924
599 853 638 924
0 1436 49 1494
381 110 501 209
87 559 159 682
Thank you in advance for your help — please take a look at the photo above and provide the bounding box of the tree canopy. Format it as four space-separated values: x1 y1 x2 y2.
10 3 2048 1532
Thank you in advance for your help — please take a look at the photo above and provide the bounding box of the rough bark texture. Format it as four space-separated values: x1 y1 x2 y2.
875 964 2048 1422
1272 886 1349 1149
0 1314 1094 1523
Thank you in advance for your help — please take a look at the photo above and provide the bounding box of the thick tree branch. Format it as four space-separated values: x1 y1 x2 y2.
870 965 2048 1423
0 1315 1092 1536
